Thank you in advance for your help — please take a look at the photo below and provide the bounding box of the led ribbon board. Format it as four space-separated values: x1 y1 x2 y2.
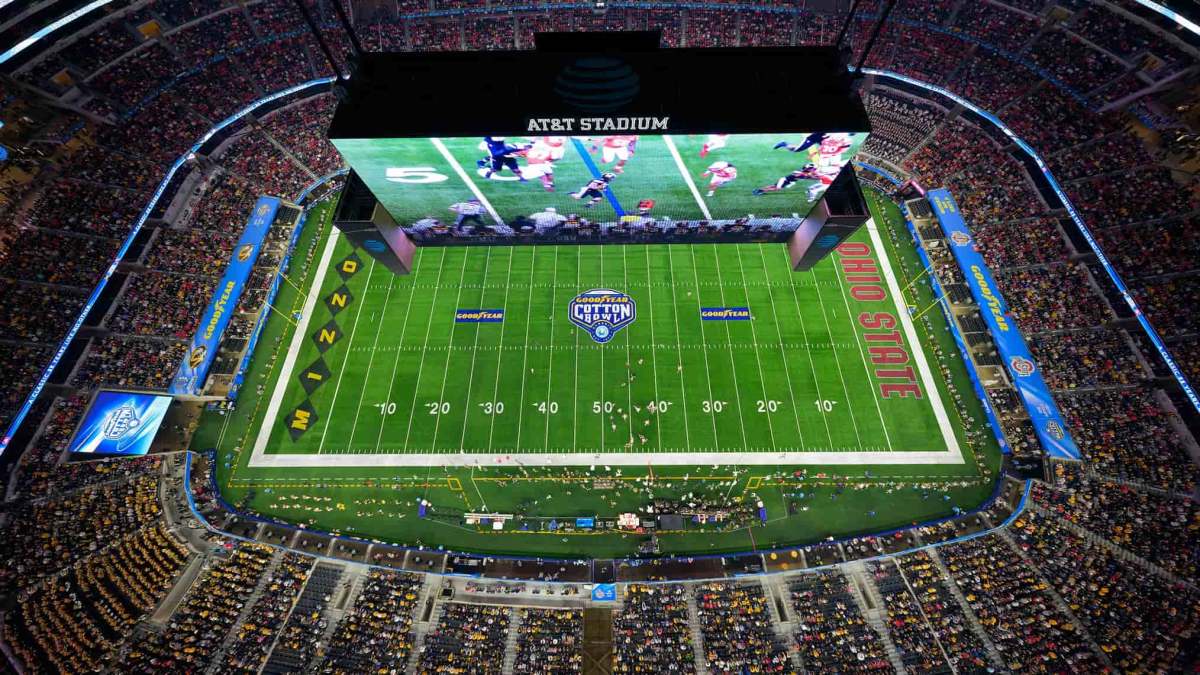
171 196 281 395
927 189 1080 460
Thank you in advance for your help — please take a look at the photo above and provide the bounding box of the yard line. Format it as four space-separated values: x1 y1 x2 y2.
250 227 341 463
662 135 713 220
676 246 720 451
430 138 504 225
808 266 864 450
512 247 538 453
599 247 605 451
829 244 895 451
477 247 516 452
433 247 491 451
344 270 399 450
707 246 755 450
399 247 465 453
542 246 560 452
643 246 675 451
755 245 806 451
867 219 961 458
729 245 786 448
620 246 635 450
318 259 377 453
778 247 836 450
453 247 501 451
373 248 440 453
572 245 580 454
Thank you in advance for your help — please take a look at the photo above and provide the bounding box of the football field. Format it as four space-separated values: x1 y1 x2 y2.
247 222 961 467
200 189 1001 557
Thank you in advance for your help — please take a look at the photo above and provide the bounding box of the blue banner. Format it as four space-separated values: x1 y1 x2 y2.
455 309 504 323
927 189 1080 460
68 390 172 457
591 583 617 601
171 196 280 395
700 307 752 320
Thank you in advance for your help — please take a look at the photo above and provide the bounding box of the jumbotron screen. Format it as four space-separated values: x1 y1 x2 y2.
331 132 866 245
67 390 172 457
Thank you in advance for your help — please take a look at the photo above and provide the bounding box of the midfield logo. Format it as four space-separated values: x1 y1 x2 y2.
569 289 636 344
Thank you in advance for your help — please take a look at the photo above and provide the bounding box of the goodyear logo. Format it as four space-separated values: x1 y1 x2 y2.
700 307 752 321
932 195 956 214
1045 420 1065 440
237 243 255 262
949 231 971 246
102 405 141 440
1010 355 1036 377
188 345 207 368
455 309 504 323
569 289 636 343
970 265 1009 332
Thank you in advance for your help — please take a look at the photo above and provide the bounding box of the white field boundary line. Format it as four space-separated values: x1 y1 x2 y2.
249 226 965 467
431 138 504 225
867 218 962 463
247 448 967 467
663 135 713 220
249 227 341 465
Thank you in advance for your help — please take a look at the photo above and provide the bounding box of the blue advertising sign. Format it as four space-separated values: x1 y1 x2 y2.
927 189 1080 460
700 307 752 321
575 517 595 529
591 583 617 602
171 196 280 395
68 390 172 457
455 309 505 323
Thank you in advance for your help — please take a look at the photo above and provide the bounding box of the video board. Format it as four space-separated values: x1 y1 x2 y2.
330 132 866 245
67 390 172 457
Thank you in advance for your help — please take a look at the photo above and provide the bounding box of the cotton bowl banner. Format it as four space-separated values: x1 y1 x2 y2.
927 188 1080 460
171 196 280 395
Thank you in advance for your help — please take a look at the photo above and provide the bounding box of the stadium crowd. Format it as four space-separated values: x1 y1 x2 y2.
0 1 1198 673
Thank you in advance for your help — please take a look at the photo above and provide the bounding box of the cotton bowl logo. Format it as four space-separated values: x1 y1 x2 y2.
1045 420 1065 440
569 289 636 343
950 231 972 246
102 404 141 441
1009 355 1036 377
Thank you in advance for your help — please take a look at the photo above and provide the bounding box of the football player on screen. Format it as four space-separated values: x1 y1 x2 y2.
592 135 637 174
699 134 729 158
521 139 557 192
701 161 737 197
571 173 616 207
476 136 530 180
752 165 821 196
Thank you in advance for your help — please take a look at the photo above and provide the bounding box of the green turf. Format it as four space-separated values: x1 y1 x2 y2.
261 231 949 457
197 187 1003 559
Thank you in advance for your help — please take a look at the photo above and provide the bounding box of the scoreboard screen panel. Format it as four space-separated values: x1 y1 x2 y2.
331 132 866 245
67 390 172 457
